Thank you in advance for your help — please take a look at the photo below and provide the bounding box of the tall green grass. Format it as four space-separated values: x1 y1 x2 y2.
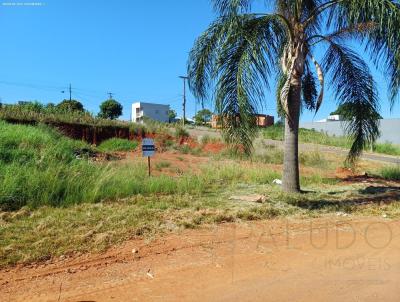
0 122 196 210
0 121 285 211
98 138 139 152
379 165 400 180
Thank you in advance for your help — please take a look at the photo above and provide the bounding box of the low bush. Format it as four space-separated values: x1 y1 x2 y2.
379 165 400 180
373 142 400 156
175 126 189 138
98 138 139 152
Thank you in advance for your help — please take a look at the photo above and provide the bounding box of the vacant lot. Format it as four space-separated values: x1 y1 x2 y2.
1 122 400 267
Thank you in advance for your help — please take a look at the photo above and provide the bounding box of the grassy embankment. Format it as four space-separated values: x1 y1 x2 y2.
262 125 400 156
0 121 399 267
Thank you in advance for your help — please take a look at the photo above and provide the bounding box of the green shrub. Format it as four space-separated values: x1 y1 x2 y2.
373 143 400 156
175 126 189 138
379 166 400 180
98 138 138 152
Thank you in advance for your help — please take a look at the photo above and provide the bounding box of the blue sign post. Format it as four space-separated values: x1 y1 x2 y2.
142 138 155 176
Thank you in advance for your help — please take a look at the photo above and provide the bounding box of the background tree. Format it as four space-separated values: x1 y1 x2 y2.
57 99 84 112
98 99 123 120
188 0 400 192
168 109 177 123
194 109 213 125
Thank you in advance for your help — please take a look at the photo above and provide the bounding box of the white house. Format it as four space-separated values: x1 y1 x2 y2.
131 102 170 123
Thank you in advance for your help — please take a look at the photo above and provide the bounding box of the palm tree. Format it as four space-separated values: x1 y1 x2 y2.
187 0 400 192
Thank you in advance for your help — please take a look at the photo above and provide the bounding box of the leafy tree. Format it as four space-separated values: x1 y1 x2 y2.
188 0 400 192
98 99 123 120
168 109 177 122
57 99 84 112
194 109 213 125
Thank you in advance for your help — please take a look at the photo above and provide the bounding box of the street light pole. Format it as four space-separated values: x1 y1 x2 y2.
179 76 188 126
61 83 72 101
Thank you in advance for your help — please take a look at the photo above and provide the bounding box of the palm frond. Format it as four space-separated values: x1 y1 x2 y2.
301 64 318 111
322 42 380 162
187 17 229 101
301 0 322 35
327 0 400 107
213 15 287 153
212 0 254 15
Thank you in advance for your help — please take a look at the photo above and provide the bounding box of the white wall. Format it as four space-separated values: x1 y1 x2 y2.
131 102 169 123
300 119 400 145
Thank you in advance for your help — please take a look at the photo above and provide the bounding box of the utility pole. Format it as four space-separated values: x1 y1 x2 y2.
179 76 188 125
107 92 114 99
61 84 72 100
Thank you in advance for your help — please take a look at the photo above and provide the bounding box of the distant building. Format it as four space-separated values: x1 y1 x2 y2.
131 102 170 124
316 114 342 123
211 114 274 129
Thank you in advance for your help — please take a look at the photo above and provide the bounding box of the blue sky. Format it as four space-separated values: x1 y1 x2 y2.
0 0 398 121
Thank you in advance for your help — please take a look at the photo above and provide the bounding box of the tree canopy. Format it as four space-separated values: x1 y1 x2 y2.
98 99 123 120
194 109 213 125
168 109 177 122
57 99 84 112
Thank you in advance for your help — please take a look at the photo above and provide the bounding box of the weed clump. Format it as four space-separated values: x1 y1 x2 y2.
175 126 189 139
98 138 139 152
379 165 400 180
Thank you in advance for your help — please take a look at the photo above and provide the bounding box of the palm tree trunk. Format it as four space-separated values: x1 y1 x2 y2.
282 79 301 193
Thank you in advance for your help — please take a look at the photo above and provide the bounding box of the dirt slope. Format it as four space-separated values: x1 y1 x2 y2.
1 218 399 302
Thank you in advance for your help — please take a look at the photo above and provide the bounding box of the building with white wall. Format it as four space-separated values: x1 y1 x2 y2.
300 118 400 145
131 102 170 123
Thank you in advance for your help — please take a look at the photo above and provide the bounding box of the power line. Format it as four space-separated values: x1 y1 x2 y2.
0 80 66 92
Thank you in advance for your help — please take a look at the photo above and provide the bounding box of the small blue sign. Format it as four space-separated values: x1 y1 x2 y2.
142 138 155 157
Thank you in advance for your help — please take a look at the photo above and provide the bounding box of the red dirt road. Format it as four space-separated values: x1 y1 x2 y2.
1 218 399 302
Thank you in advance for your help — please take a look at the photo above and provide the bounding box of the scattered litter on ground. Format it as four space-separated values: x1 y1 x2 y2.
272 179 282 185
336 212 349 217
146 269 154 279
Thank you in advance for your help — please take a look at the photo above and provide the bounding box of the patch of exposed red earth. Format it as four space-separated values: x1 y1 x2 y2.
1 218 399 301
